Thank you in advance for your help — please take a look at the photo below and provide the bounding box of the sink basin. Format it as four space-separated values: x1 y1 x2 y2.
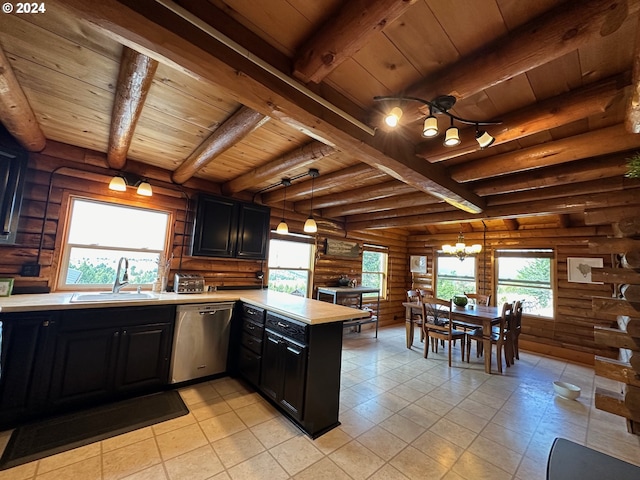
70 292 158 302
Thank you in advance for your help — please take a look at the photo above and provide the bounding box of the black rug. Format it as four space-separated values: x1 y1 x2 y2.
0 390 188 470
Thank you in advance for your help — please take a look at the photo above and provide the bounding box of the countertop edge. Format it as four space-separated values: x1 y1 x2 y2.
0 290 370 325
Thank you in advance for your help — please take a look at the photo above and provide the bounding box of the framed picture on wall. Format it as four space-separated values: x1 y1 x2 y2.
325 238 360 258
567 257 603 284
410 255 427 273
0 278 14 297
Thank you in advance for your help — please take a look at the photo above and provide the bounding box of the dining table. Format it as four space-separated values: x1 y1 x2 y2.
403 301 502 374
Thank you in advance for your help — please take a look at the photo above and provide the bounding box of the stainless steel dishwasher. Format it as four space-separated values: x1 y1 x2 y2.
170 302 234 384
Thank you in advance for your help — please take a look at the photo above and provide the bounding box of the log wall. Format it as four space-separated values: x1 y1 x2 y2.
409 226 619 363
0 140 407 327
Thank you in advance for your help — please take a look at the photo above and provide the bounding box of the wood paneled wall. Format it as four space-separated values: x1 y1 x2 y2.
409 227 619 363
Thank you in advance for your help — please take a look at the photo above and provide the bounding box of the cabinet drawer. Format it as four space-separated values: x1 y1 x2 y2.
242 319 264 338
242 304 265 324
265 313 307 344
241 330 263 355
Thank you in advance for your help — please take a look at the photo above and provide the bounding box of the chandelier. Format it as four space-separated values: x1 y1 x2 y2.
442 232 482 261
373 95 501 148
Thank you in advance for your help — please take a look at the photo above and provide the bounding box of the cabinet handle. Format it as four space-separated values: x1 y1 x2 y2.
114 332 120 338
277 322 289 328
247 324 255 330
42 320 50 327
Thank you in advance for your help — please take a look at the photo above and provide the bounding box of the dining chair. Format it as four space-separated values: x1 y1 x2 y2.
512 300 523 360
466 301 514 373
463 292 491 306
422 298 466 367
407 289 425 342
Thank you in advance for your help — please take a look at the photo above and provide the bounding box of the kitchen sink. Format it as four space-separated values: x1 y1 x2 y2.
70 292 159 302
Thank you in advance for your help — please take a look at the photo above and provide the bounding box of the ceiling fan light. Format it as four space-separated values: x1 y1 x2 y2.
476 130 495 148
108 175 127 192
422 116 438 137
444 126 460 146
303 216 317 233
276 220 289 234
384 107 403 127
136 180 153 196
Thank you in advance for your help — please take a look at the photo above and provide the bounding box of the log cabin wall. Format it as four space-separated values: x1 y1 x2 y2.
409 226 621 364
1 139 409 327
1 141 266 293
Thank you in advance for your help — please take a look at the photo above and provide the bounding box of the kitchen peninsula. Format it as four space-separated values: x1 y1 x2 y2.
0 290 368 438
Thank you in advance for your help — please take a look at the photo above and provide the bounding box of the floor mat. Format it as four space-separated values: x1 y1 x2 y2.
0 390 188 470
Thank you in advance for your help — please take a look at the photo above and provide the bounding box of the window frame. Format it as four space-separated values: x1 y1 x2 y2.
267 233 316 297
56 195 173 291
361 245 388 300
494 248 555 318
435 252 477 299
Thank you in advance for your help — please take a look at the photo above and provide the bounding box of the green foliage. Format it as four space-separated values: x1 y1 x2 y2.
626 153 640 178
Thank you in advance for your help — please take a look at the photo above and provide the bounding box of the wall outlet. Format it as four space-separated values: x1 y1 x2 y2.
21 263 41 277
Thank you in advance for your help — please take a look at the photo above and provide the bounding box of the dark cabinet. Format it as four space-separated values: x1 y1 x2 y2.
0 311 58 426
237 304 265 387
48 305 174 411
0 133 28 245
191 194 270 259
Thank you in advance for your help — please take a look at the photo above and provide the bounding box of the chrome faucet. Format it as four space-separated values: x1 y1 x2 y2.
112 257 129 293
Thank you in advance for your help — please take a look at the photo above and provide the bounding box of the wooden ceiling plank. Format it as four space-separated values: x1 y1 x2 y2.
292 0 417 84
108 47 158 169
0 44 46 151
627 14 640 133
222 141 335 195
451 124 640 183
417 72 632 162
321 191 436 218
64 0 483 212
398 0 639 124
297 179 414 211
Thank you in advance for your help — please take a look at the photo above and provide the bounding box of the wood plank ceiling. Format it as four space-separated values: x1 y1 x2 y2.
1 0 639 236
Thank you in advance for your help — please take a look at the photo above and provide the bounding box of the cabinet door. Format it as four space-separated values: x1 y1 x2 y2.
192 195 238 257
236 203 270 259
260 330 283 402
280 338 307 421
0 312 57 424
238 346 261 387
115 322 173 393
48 327 120 408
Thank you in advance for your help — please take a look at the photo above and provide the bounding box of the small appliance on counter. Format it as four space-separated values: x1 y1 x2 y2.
173 273 205 293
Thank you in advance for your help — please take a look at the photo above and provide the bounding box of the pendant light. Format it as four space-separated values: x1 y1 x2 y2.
108 175 127 192
444 117 460 147
276 178 291 234
303 168 319 233
135 179 153 196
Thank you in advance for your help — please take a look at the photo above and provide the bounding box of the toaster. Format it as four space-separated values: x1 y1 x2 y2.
173 273 205 293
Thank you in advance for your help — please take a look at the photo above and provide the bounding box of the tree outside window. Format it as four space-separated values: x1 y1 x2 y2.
436 254 476 299
362 248 387 299
267 238 314 297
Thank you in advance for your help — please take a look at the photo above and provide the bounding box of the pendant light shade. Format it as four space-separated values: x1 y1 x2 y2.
422 115 438 137
476 127 495 148
384 107 403 127
136 180 153 196
303 168 319 234
444 118 460 147
276 220 289 234
108 175 127 192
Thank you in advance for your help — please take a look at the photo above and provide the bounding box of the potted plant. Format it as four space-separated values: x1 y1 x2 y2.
626 152 640 178
338 275 350 286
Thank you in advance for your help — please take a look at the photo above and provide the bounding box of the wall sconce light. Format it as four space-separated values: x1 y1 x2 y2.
276 178 291 234
109 173 153 196
374 94 500 148
303 168 319 233
442 232 482 261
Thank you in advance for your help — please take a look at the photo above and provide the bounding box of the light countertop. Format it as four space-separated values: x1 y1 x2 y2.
0 289 370 325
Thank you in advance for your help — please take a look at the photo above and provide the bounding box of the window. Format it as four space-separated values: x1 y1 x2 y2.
362 246 388 299
58 198 171 289
268 236 315 297
436 254 476 299
495 249 554 317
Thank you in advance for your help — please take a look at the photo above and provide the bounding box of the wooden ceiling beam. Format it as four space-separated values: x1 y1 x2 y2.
321 191 438 218
416 72 632 162
472 152 629 196
399 0 638 124
222 141 335 196
57 0 485 213
451 124 640 183
296 179 415 211
0 44 46 151
503 219 520 231
108 46 158 169
292 0 416 84
172 106 269 184
626 13 640 133
261 164 384 204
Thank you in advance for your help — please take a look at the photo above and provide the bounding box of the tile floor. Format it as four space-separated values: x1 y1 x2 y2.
1 323 640 479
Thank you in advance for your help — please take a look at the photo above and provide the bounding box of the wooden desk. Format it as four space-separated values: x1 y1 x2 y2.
403 302 501 374
317 286 380 337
